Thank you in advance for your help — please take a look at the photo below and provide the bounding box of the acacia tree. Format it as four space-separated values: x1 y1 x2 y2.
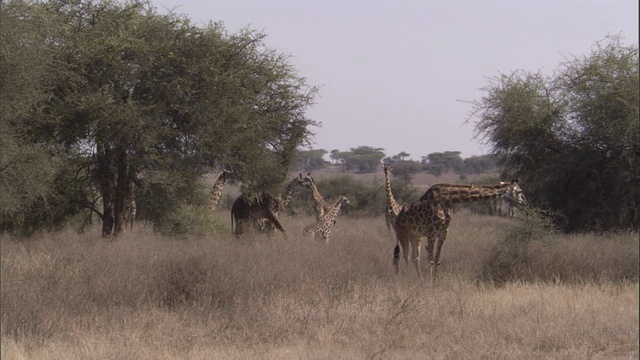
2 0 317 236
0 0 69 234
471 35 638 231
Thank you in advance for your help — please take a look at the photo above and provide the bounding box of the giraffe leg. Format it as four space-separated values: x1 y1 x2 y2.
263 211 287 240
433 226 449 276
424 234 436 279
410 235 422 276
392 244 400 273
394 232 410 274
432 213 451 278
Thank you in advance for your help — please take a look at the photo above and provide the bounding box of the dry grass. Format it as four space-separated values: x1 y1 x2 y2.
2 213 638 359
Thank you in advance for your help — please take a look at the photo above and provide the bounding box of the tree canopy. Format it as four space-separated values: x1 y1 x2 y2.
0 0 318 236
470 35 638 231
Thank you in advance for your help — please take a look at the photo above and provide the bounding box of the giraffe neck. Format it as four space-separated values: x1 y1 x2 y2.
428 185 510 206
279 178 301 210
310 182 326 207
323 196 345 222
383 166 401 215
210 171 228 211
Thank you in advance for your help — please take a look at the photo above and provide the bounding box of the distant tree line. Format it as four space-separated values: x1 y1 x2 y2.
295 35 638 232
294 147 499 180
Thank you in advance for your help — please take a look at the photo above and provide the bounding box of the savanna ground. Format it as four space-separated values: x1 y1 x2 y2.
2 210 638 360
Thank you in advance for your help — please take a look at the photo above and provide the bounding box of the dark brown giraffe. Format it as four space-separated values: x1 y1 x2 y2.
255 174 306 236
394 181 527 278
230 174 305 239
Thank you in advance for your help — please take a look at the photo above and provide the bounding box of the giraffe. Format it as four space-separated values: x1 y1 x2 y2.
254 174 306 235
123 173 144 230
210 169 231 212
123 185 136 230
303 195 350 243
382 163 405 234
230 174 304 239
393 181 527 278
301 173 333 220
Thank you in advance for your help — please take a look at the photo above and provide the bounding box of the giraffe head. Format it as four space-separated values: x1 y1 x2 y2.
286 173 306 188
301 173 316 189
502 180 527 207
338 195 350 207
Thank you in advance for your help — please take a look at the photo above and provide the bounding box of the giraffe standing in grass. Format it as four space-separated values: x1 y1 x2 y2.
210 169 231 212
382 163 405 234
302 173 333 220
231 174 305 239
304 195 350 243
394 181 527 278
255 174 306 236
123 182 137 230
123 173 145 230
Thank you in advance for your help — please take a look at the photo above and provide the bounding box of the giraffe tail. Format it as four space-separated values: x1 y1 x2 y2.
393 244 400 265
230 211 235 235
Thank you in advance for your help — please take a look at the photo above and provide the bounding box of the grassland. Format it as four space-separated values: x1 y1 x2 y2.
2 211 638 359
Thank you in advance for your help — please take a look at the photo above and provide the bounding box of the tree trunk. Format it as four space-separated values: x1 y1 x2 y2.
112 148 129 235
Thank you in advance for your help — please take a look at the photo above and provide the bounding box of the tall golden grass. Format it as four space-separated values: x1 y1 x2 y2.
2 213 638 359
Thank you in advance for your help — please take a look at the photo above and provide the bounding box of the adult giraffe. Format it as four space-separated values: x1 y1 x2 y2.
382 163 405 235
230 174 305 239
394 181 528 278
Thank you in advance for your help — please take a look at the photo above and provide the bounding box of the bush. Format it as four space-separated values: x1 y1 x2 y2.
153 204 225 236
479 210 639 285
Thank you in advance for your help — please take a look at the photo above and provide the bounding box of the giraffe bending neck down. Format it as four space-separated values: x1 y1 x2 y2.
210 169 231 212
304 195 350 243
394 181 527 278
255 174 305 235
231 174 305 239
302 173 333 220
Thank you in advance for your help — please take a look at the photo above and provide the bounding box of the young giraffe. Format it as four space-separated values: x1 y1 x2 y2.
302 173 333 220
209 169 231 212
382 163 405 234
394 181 527 278
231 174 304 239
303 195 350 243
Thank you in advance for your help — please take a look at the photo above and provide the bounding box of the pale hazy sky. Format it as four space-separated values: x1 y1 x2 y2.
152 0 638 160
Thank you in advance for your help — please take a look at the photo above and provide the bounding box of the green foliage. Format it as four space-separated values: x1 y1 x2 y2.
456 155 499 175
294 148 329 172
421 151 463 176
388 161 422 184
331 146 386 173
471 35 639 231
0 0 317 236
